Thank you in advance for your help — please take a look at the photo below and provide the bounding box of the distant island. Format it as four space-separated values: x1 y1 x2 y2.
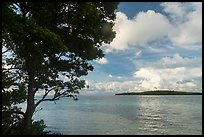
115 90 202 95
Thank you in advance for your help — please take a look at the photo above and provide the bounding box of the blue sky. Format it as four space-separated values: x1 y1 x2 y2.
81 2 202 95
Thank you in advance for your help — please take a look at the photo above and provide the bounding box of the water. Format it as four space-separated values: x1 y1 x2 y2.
30 95 202 135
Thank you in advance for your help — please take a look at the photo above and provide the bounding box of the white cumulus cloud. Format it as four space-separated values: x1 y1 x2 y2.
107 10 172 51
95 57 109 64
85 54 202 93
134 53 202 69
134 66 202 91
105 2 202 52
162 2 202 45
132 53 202 91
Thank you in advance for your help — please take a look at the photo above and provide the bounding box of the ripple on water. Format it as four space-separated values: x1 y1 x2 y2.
33 95 202 135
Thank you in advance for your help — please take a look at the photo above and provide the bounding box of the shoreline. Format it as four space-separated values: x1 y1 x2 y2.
115 90 202 95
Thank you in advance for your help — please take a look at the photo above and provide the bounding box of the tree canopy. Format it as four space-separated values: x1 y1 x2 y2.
2 2 119 134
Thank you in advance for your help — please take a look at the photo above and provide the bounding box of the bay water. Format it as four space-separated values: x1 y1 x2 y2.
27 95 202 135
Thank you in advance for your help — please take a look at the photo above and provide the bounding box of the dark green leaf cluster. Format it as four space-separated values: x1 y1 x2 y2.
8 119 47 135
2 2 119 134
2 71 26 134
2 2 118 99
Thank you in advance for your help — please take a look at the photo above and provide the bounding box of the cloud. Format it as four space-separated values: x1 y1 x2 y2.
160 54 201 68
107 10 172 51
136 50 142 57
134 68 161 89
85 54 202 93
134 66 201 90
162 2 202 45
83 3 202 94
85 80 139 93
108 74 123 79
117 76 123 79
134 53 202 69
160 2 187 23
104 2 202 52
132 54 202 91
95 57 109 64
85 64 201 92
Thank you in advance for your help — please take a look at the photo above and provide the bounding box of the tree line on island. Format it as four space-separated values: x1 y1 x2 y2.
115 90 202 95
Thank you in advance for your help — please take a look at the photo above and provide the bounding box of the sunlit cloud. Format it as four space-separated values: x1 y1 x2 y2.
162 2 202 45
104 2 202 52
95 57 109 64
134 67 201 91
83 2 202 94
106 10 172 51
85 53 202 93
134 54 202 69
135 50 142 57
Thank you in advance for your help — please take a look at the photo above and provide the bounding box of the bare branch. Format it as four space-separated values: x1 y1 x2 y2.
35 87 56 107
57 52 63 60
34 87 39 93
2 48 12 54
35 89 79 106
38 98 60 102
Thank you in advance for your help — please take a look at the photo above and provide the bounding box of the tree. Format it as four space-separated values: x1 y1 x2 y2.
2 69 26 134
2 3 28 134
2 2 119 134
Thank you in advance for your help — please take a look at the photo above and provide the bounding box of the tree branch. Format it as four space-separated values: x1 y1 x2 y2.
34 87 39 94
2 48 12 54
35 87 56 107
38 98 60 102
35 88 78 106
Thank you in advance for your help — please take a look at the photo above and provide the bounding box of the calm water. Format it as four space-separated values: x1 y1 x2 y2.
30 95 202 135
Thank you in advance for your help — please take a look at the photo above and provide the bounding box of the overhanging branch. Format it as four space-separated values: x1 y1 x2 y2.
35 87 56 107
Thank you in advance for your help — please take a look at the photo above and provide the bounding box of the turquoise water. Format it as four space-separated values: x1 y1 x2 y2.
30 95 202 135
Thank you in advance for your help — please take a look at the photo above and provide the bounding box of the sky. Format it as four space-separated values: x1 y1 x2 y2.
80 2 202 95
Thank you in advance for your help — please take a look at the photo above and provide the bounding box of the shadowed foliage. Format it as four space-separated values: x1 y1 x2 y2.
2 2 119 134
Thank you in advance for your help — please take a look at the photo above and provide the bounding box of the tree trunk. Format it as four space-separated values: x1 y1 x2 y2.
20 70 36 129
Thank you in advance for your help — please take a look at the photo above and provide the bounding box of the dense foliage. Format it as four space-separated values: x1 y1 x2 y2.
2 2 119 134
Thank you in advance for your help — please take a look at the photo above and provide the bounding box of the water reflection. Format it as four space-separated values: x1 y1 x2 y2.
31 95 202 135
134 95 165 134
